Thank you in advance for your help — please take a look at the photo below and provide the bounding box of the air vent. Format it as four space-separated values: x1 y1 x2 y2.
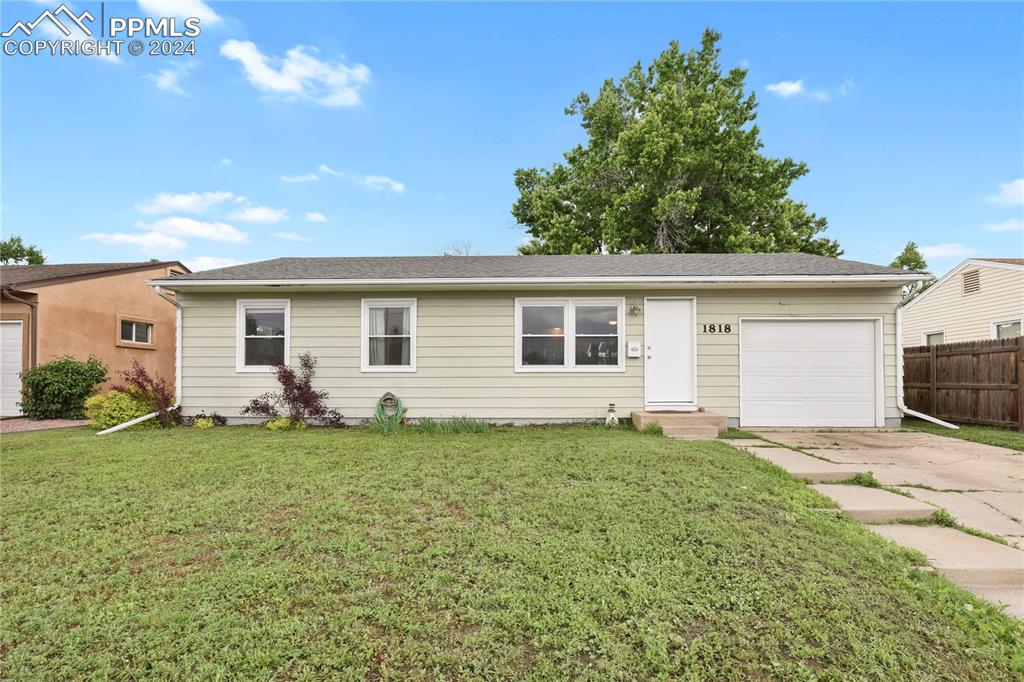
961 270 980 295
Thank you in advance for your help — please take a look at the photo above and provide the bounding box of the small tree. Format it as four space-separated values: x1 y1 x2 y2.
1 235 45 264
241 352 344 426
890 241 931 299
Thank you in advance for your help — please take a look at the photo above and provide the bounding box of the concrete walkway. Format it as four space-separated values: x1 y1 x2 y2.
0 418 90 433
733 430 1024 619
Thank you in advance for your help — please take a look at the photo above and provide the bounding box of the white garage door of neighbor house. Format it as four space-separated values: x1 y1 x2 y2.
740 319 879 427
1 321 24 418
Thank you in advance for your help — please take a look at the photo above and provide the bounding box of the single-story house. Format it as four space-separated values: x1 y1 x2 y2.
149 253 923 429
901 258 1023 347
0 261 189 417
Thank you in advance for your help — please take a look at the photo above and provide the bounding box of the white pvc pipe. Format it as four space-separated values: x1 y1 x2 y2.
895 304 959 430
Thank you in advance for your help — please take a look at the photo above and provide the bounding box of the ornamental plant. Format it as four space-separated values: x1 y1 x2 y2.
241 352 344 427
114 361 180 428
20 355 107 419
84 391 159 431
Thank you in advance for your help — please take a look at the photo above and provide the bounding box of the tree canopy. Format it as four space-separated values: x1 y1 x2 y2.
0 235 45 265
513 29 841 257
889 241 927 272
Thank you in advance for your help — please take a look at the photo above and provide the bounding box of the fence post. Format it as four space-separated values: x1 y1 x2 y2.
930 344 937 416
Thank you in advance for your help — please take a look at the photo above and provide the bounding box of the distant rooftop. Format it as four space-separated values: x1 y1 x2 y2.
2 261 188 288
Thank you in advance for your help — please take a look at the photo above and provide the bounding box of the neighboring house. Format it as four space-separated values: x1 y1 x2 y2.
150 253 920 429
0 261 189 417
901 258 1024 347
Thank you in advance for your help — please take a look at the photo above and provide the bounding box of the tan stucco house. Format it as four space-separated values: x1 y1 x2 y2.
901 258 1024 347
0 261 189 417
150 254 922 429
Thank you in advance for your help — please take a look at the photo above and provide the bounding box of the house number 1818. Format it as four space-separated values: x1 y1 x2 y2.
701 323 733 333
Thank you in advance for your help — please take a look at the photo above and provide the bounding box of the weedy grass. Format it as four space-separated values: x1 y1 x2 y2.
719 428 763 440
416 417 490 434
2 426 1021 679
904 418 1024 453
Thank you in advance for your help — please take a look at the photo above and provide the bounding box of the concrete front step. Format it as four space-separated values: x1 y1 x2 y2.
631 410 727 431
811 484 936 523
747 447 867 483
665 425 721 440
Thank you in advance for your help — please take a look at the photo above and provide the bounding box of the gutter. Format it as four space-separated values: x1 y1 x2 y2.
97 285 182 435
895 303 958 430
1 286 38 368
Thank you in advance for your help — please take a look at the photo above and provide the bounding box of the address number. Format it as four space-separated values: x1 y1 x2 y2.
701 323 733 334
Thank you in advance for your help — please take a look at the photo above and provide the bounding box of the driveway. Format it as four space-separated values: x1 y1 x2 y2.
758 431 1024 544
0 418 90 433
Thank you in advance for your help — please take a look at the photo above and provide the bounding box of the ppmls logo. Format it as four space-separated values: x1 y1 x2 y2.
1 3 94 38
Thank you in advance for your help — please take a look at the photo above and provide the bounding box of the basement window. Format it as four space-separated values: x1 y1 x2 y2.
961 270 980 295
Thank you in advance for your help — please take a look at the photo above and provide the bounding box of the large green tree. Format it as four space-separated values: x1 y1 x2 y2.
0 235 45 264
890 241 931 298
513 30 841 256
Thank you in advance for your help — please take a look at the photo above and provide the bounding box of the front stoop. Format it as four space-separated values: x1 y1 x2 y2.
631 410 727 439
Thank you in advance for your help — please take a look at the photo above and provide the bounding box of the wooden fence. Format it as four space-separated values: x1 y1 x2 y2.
904 336 1022 430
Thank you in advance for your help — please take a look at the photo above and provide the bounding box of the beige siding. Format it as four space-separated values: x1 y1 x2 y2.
179 287 902 424
902 264 1024 345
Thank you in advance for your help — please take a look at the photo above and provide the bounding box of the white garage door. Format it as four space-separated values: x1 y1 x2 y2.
1 321 24 418
740 319 878 427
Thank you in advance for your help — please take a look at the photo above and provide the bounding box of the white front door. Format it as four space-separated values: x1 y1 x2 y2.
644 298 696 410
1 321 24 418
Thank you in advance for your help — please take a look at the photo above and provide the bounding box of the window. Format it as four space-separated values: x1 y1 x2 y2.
924 331 945 346
515 298 624 372
993 320 1022 340
961 270 980 295
120 320 152 344
361 299 416 372
236 300 289 372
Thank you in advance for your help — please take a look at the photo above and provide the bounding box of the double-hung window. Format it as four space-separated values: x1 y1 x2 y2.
515 298 624 372
361 299 417 372
236 300 289 372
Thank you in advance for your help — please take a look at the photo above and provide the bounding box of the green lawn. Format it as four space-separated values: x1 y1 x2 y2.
2 426 1021 679
904 418 1024 452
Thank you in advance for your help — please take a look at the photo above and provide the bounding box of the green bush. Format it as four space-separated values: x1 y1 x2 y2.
265 417 306 431
84 390 157 430
193 417 215 429
639 422 664 436
20 355 108 419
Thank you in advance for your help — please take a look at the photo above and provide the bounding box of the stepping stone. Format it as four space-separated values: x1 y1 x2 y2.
813 484 936 523
867 525 1024 585
897 488 1024 538
746 447 866 483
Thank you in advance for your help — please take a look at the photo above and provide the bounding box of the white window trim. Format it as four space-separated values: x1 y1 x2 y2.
514 297 625 373
991 318 1023 340
236 299 290 373
922 329 945 346
361 298 417 373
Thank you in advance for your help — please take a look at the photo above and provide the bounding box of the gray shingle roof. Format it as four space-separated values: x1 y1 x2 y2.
155 254 912 283
2 261 187 288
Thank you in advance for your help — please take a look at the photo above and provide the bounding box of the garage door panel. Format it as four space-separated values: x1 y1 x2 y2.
741 319 878 428
1 321 23 418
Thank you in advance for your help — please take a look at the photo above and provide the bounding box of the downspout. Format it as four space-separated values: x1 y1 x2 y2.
97 285 182 435
2 287 38 368
895 303 958 429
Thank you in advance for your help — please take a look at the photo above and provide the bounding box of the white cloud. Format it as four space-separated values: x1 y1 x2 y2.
219 39 371 107
137 0 222 26
137 216 249 243
919 243 979 259
304 211 328 222
359 175 405 193
981 217 1024 232
145 62 196 95
274 231 314 242
229 206 289 223
317 164 340 176
186 256 243 271
82 231 186 254
280 173 319 183
220 158 232 167
766 80 803 97
987 178 1024 205
135 191 234 215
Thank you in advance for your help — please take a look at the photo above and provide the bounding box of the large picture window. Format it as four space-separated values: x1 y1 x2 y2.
515 298 624 372
362 299 417 372
236 300 290 372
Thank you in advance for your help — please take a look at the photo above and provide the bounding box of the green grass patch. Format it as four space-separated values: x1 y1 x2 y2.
638 422 663 436
718 428 762 439
416 417 490 434
904 418 1024 453
2 427 1021 678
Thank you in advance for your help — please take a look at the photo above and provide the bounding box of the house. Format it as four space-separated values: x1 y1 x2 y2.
0 261 189 417
901 258 1023 347
149 253 922 429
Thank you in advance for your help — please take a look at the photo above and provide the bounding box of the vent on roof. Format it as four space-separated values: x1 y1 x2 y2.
961 269 980 295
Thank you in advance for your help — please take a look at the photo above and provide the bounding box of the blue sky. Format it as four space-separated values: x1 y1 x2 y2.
2 1 1022 275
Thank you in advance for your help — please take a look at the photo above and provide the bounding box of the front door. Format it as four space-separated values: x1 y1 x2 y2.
644 298 696 410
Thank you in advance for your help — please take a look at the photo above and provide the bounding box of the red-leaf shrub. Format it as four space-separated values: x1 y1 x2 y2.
115 361 181 427
241 352 344 427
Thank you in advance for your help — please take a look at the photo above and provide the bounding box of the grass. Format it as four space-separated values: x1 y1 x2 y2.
904 418 1024 452
416 417 490 434
2 426 1022 679
718 428 762 439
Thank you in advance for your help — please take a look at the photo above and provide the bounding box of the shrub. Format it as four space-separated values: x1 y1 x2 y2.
115 361 179 428
20 355 107 419
182 412 227 427
84 390 158 430
417 417 489 433
241 352 343 427
193 417 215 429
265 417 306 431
